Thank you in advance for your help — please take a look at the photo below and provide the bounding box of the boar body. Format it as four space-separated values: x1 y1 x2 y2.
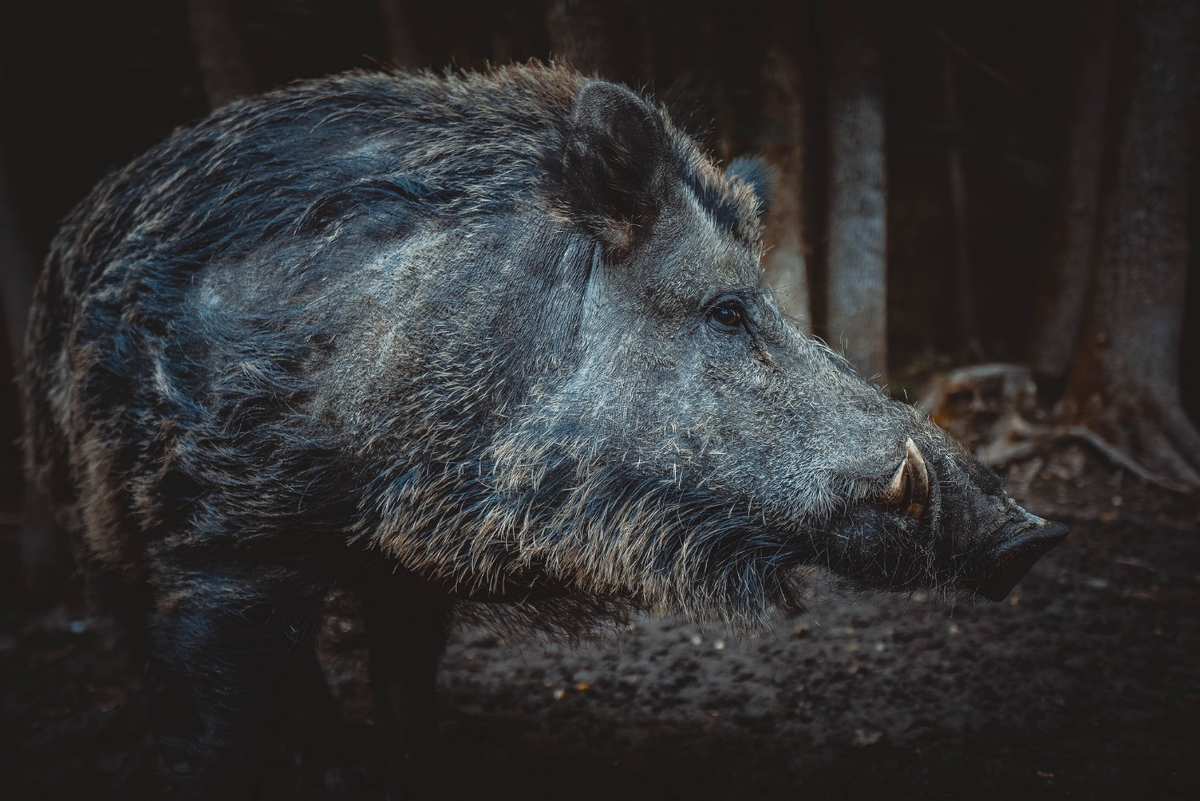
22 63 1064 792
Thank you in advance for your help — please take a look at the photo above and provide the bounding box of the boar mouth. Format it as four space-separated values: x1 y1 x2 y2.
862 439 1066 602
961 519 1069 601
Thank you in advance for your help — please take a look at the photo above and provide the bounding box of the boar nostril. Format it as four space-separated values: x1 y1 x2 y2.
974 521 1068 601
881 438 929 521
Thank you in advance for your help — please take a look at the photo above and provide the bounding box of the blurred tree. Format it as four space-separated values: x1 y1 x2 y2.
823 0 887 378
547 0 654 86
2 102 70 603
940 31 980 359
1057 0 1200 489
759 40 813 334
547 0 617 77
377 0 424 68
1031 0 1117 396
0 131 33 388
185 0 256 109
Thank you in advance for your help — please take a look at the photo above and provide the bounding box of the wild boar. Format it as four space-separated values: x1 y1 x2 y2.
21 63 1066 794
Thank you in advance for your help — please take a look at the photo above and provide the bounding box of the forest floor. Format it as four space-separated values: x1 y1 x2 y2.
2 453 1198 800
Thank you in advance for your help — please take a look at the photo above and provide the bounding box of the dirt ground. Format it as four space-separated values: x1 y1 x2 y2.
2 460 1198 800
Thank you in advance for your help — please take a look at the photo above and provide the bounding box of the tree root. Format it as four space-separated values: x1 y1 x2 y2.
977 410 1192 493
918 363 1198 494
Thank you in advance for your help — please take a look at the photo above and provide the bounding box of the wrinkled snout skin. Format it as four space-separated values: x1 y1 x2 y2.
21 65 1064 784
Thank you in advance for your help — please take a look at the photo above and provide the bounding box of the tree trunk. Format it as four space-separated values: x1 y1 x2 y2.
941 34 981 359
1031 0 1117 396
185 0 256 110
0 147 33 374
760 44 812 334
377 0 423 69
1 111 71 602
824 0 888 379
1061 0 1200 489
547 0 616 78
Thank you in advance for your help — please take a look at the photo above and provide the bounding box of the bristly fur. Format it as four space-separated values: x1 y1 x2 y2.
21 60 1055 789
21 61 780 630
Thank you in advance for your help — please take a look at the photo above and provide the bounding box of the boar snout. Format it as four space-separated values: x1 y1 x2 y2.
966 517 1068 601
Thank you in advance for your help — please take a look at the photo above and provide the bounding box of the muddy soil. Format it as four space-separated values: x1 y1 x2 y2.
2 472 1198 800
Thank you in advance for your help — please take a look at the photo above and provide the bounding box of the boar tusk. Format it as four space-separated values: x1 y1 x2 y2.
883 453 910 505
903 438 929 520
882 438 929 520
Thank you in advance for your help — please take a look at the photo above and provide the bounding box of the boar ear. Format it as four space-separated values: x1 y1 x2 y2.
556 80 669 254
726 156 774 219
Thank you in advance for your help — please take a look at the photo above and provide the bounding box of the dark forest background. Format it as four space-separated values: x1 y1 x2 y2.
1 0 1198 602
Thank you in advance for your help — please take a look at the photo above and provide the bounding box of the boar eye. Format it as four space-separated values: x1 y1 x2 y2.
709 303 744 331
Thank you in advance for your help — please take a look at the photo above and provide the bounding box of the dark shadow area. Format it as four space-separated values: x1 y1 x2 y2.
4 488 1196 799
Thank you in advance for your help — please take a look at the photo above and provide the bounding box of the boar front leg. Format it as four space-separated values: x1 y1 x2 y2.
150 561 330 798
361 580 452 794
